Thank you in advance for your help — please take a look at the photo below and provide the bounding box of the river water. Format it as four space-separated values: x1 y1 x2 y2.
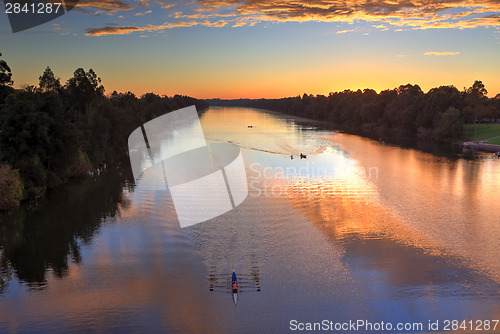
0 107 499 333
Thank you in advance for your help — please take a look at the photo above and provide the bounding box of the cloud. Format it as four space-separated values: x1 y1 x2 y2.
77 0 133 13
85 21 221 36
202 20 227 27
86 26 142 36
83 0 500 36
336 29 353 34
424 51 460 56
192 0 500 30
135 10 152 16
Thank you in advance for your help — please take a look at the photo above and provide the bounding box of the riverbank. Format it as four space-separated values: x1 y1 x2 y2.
463 123 500 144
461 123 500 154
462 141 500 153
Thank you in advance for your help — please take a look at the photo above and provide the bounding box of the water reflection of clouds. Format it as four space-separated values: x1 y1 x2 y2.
329 132 500 284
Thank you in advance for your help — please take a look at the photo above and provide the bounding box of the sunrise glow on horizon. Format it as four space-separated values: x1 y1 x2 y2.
1 0 499 99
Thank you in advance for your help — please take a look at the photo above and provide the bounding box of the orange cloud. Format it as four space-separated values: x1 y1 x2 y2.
85 21 220 36
194 0 500 30
77 0 133 13
135 10 152 16
85 26 142 36
84 0 499 36
424 51 460 56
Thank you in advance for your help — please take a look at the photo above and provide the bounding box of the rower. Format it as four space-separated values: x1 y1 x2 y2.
232 270 238 293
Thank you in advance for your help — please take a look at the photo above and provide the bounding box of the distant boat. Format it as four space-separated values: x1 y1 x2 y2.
248 125 253 128
300 153 307 159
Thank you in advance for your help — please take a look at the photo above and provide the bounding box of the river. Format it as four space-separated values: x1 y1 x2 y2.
0 107 499 333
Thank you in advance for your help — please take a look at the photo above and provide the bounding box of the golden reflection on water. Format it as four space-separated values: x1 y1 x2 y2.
251 166 442 255
201 107 500 283
201 107 328 156
203 107 442 250
327 133 500 283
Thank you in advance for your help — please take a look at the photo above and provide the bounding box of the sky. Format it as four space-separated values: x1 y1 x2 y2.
0 0 499 99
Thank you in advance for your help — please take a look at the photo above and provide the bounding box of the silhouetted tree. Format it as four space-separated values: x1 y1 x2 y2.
463 80 489 123
39 66 61 93
467 80 488 99
65 68 105 112
0 52 13 86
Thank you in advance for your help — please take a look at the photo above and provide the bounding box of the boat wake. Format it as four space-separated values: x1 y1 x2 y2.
205 136 333 158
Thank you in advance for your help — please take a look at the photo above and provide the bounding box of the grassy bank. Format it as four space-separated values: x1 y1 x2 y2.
463 123 500 144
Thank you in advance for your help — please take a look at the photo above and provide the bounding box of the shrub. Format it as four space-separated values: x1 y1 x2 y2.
0 164 23 210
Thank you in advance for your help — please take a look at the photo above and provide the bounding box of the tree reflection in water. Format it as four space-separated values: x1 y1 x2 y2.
0 162 133 294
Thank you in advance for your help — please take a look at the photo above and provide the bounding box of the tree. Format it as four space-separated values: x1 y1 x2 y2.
0 164 23 210
417 85 462 129
39 66 61 93
66 68 104 96
433 107 463 140
466 80 488 99
463 80 489 123
0 52 13 86
65 68 105 112
0 90 80 196
493 94 500 119
384 84 423 135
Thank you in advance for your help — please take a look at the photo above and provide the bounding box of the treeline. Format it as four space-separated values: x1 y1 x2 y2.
208 82 500 141
0 52 208 209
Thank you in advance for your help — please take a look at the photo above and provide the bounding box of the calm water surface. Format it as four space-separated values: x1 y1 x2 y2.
0 107 499 333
